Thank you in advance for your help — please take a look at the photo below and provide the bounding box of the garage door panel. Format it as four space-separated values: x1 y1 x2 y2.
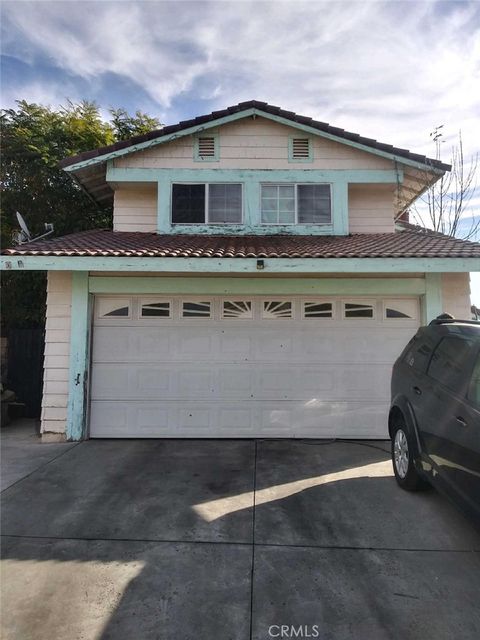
92 327 173 362
91 365 171 398
89 295 419 438
89 398 392 438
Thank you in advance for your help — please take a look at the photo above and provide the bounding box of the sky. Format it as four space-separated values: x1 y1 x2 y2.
1 0 479 302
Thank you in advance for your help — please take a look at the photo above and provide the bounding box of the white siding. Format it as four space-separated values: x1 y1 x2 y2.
442 273 471 319
114 116 393 171
348 185 395 233
41 271 72 435
113 184 157 232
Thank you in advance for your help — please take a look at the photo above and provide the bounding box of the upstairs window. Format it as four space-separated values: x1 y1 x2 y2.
172 183 242 224
261 184 331 225
289 137 313 162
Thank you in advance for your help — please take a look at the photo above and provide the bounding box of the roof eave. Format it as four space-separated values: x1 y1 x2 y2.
60 104 451 175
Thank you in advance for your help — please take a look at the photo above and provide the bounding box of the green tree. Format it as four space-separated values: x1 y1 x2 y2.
110 108 161 141
1 100 160 328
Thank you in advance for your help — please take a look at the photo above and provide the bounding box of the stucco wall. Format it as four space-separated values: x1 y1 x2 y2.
41 271 72 435
441 273 471 318
113 116 393 171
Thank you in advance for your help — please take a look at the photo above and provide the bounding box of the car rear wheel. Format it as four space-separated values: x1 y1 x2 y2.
391 421 427 491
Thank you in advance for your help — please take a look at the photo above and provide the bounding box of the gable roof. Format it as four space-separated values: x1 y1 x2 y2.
61 100 450 173
4 228 478 260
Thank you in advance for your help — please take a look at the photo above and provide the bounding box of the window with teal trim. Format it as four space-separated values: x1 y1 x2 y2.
172 183 242 224
261 184 331 225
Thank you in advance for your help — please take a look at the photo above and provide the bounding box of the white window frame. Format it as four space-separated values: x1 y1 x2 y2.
139 298 172 319
301 299 335 319
171 183 244 225
342 299 376 320
382 299 418 321
180 299 213 319
221 299 254 320
96 297 132 320
261 299 295 320
260 183 332 225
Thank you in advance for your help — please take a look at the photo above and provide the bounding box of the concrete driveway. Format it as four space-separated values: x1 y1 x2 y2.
1 421 480 640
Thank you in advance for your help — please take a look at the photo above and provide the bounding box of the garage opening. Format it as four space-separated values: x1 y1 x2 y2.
89 295 419 439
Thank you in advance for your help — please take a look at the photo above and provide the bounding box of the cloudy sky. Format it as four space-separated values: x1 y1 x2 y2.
1 0 479 299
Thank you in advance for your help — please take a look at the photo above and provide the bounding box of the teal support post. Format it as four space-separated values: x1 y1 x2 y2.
157 178 171 233
66 272 91 441
423 273 443 323
244 181 260 228
332 180 348 235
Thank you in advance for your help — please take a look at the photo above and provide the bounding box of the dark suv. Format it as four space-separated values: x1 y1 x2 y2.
389 318 480 526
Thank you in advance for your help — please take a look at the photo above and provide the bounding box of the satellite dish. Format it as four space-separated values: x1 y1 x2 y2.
16 212 32 242
14 212 54 245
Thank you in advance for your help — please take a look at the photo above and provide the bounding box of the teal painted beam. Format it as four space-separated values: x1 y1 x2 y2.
3 255 478 273
64 107 443 175
107 166 403 184
244 180 260 229
88 276 427 296
423 273 443 323
157 177 171 233
332 181 348 235
66 272 90 441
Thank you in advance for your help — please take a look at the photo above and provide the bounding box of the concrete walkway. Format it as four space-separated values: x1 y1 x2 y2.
1 423 479 640
0 419 76 491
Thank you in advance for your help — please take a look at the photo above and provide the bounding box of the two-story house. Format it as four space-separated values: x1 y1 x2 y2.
2 101 479 441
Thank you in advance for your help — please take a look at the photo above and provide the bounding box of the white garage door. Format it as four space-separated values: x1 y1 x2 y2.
89 295 419 438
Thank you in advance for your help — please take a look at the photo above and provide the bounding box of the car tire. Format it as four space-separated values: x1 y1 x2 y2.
391 420 428 491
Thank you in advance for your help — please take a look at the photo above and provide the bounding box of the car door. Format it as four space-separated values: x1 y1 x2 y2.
421 335 479 506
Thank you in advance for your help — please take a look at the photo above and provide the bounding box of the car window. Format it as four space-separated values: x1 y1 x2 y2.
403 333 434 372
467 352 480 407
427 336 474 392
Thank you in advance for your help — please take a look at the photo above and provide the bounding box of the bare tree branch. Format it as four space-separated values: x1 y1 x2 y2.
411 128 478 240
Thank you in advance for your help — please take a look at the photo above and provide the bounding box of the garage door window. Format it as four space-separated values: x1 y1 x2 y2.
384 299 417 320
182 301 212 318
222 300 253 319
97 298 131 318
303 301 333 318
262 301 293 318
140 301 171 317
343 302 374 319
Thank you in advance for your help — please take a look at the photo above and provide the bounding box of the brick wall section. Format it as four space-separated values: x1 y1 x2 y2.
441 272 471 318
41 271 72 435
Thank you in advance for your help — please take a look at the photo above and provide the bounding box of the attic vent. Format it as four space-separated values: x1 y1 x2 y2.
291 138 311 159
197 136 216 158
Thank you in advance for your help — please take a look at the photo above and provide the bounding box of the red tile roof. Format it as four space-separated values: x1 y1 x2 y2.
60 100 450 172
3 229 479 259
